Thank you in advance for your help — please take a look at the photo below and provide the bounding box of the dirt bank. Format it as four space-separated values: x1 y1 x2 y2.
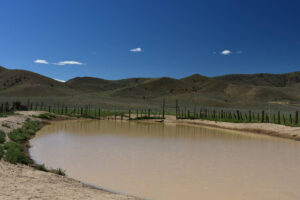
0 111 140 200
162 115 300 141
0 161 139 200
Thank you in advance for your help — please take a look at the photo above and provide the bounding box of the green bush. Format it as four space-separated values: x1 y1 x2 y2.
4 147 29 164
3 141 24 152
8 129 30 143
8 120 40 142
22 120 40 135
0 131 5 144
54 168 66 176
37 113 56 120
35 164 49 172
0 145 4 159
3 141 28 165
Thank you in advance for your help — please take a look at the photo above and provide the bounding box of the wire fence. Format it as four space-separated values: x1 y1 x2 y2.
0 100 299 126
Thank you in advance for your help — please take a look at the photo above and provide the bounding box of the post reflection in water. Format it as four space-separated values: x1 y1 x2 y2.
30 120 300 200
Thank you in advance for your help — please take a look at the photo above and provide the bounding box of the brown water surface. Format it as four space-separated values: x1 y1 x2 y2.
30 120 300 200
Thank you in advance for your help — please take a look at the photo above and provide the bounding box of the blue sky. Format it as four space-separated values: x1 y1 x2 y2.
1 0 300 81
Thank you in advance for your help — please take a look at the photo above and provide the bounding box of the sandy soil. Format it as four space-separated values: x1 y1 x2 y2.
162 115 300 141
0 161 139 200
0 111 45 142
0 111 140 200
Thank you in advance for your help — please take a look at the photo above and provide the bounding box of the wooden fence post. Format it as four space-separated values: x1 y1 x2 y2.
175 99 178 119
237 110 240 121
295 111 298 125
162 99 165 119
261 110 264 123
249 110 252 122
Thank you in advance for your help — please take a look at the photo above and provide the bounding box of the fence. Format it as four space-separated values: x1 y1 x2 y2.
0 100 299 126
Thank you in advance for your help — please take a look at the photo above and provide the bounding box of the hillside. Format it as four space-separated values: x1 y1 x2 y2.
1 66 300 110
215 72 300 88
0 66 76 96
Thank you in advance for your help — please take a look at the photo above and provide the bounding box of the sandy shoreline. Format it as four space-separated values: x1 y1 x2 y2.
1 111 300 200
161 115 300 141
0 111 141 200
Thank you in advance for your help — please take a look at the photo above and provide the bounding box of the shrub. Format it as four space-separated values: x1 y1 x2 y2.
35 164 49 172
8 129 30 143
22 120 40 135
3 141 24 152
0 131 5 144
54 168 66 176
0 145 4 159
8 120 40 142
37 113 56 120
4 147 29 164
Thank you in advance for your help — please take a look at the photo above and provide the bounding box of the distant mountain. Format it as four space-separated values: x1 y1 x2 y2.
1 65 300 110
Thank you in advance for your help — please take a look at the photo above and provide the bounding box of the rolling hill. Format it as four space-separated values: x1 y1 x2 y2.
0 66 76 96
1 65 300 110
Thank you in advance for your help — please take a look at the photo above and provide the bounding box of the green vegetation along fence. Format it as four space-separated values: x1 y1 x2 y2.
0 100 299 127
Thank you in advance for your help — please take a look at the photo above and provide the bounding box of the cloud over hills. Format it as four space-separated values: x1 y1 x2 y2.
130 47 142 52
34 59 48 64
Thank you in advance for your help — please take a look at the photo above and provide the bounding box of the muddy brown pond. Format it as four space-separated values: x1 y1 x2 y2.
29 120 300 200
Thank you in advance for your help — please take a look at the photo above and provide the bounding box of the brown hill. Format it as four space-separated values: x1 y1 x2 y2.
215 72 300 88
1 66 300 110
0 66 76 96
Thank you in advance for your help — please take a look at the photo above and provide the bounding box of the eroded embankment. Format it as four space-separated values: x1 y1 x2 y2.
0 111 140 200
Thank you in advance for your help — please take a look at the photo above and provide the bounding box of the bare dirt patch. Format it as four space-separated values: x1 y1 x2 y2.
0 161 139 200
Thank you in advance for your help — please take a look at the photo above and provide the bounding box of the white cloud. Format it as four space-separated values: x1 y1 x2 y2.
221 50 232 55
54 61 84 66
54 78 66 83
130 47 142 52
236 50 243 54
34 59 48 64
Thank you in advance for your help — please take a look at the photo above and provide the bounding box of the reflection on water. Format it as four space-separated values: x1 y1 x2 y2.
30 120 300 200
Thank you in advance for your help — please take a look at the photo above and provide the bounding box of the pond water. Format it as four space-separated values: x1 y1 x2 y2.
30 120 300 200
